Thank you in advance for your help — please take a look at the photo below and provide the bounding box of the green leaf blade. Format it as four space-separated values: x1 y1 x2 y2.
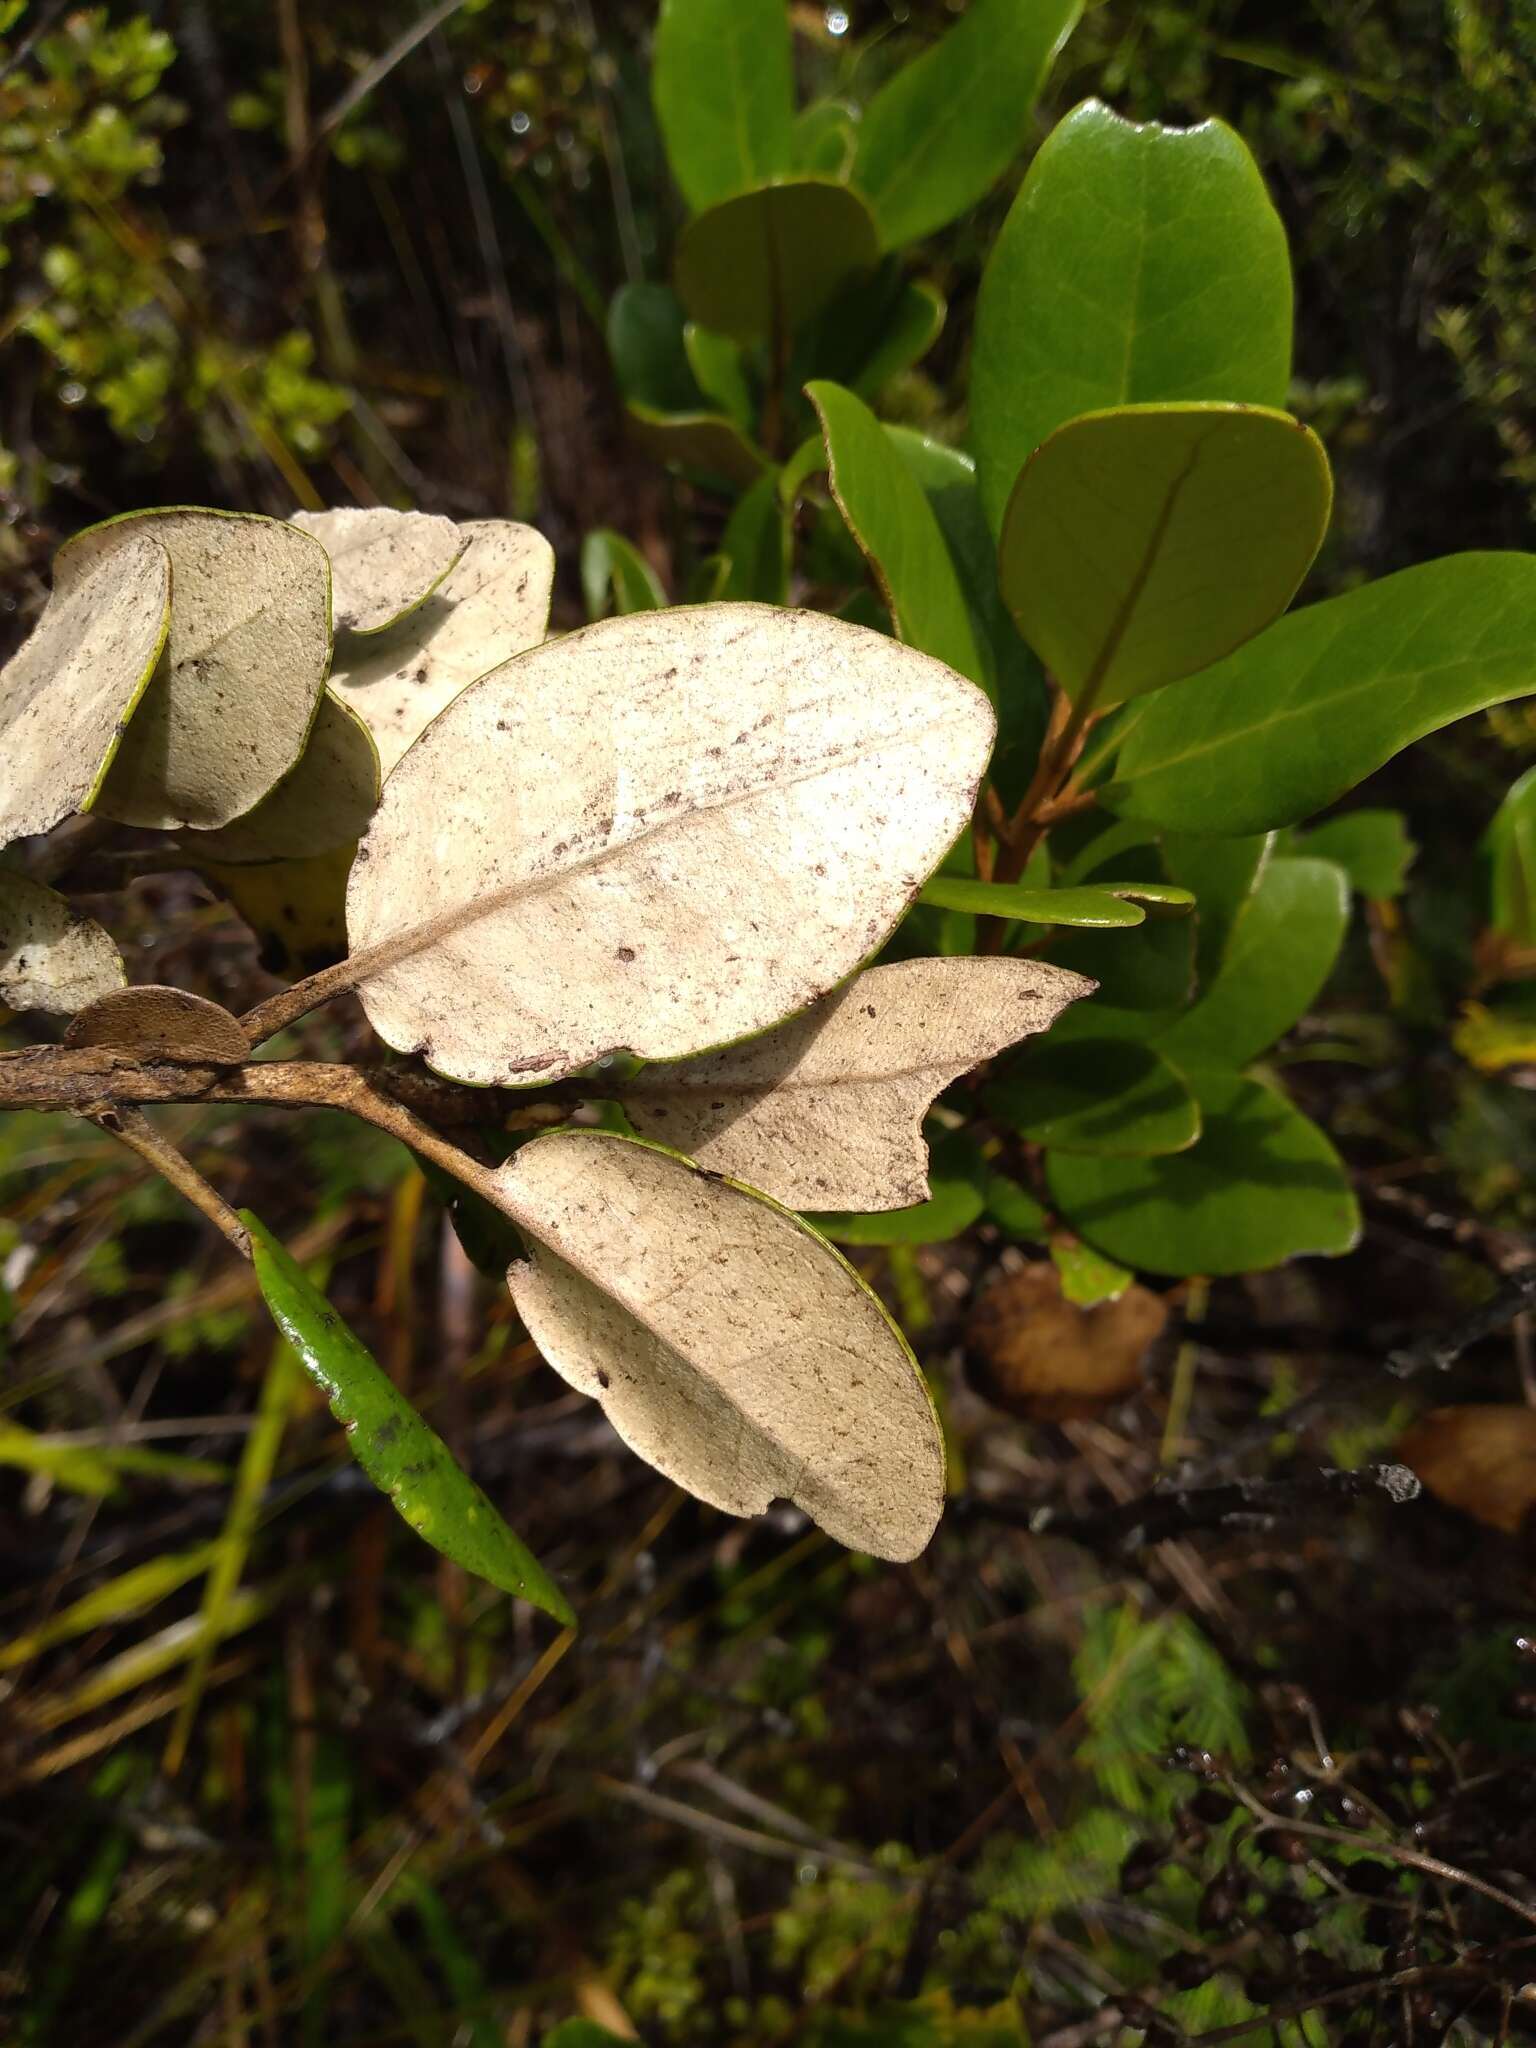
988 1038 1202 1157
243 1214 573 1623
675 181 881 345
653 0 796 212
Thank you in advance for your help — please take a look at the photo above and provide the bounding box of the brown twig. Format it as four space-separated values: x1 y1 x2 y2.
91 1104 253 1261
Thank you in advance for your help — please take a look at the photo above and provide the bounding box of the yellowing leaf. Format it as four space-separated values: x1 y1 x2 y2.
966 1260 1165 1420
0 872 125 1015
346 604 995 1087
1398 1406 1536 1536
0 529 169 844
497 1130 945 1561
291 507 465 635
74 508 333 832
623 956 1090 1210
330 519 555 778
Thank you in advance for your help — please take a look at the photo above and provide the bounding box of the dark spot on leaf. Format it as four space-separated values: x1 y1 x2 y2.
597 1369 611 1389
373 1414 405 1448
616 946 636 964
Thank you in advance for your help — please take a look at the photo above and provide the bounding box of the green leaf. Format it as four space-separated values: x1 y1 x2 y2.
720 472 789 604
684 322 753 426
625 405 770 489
854 280 946 399
608 282 706 414
972 100 1293 534
1106 554 1536 833
984 1171 1051 1241
1162 832 1273 983
675 179 881 344
652 0 795 212
791 99 858 180
580 530 665 619
810 1132 985 1246
1488 765 1536 942
243 1214 573 1622
999 404 1331 711
809 381 983 681
1157 856 1349 1066
1046 1068 1360 1277
849 0 1082 247
1049 844 1197 1010
919 877 1145 927
987 1038 1202 1156
1051 1239 1135 1306
543 2026 631 2048
1294 808 1416 900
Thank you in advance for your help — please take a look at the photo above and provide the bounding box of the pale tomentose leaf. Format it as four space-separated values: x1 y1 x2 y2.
346 604 995 1088
290 507 466 636
497 1129 945 1560
329 520 555 778
0 872 125 1015
63 985 250 1062
0 532 170 845
189 692 379 863
71 509 333 832
623 956 1092 1210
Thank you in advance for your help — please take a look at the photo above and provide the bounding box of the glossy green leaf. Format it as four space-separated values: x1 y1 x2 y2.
1051 1240 1135 1306
984 1172 1051 1241
1107 554 1536 833
849 0 1082 247
244 1214 572 1622
684 322 753 426
988 1039 1202 1156
999 404 1331 711
919 877 1143 927
1157 857 1348 1067
1047 1068 1360 1277
580 530 665 619
1049 846 1197 1010
720 472 789 604
855 280 946 399
1294 809 1415 900
809 380 983 681
1162 831 1273 983
792 99 858 179
810 1132 985 1246
1488 765 1536 943
972 100 1293 534
653 0 795 212
675 179 881 345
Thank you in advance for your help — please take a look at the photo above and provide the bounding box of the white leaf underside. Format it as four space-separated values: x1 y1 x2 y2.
0 872 125 1014
69 509 333 832
624 955 1093 1209
499 1130 946 1561
291 507 466 636
346 604 996 1087
330 520 556 777
0 532 170 844
188 690 380 864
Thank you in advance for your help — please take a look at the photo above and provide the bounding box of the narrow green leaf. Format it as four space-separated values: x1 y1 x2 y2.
1107 554 1536 833
855 280 946 399
850 0 1082 247
608 281 706 414
1047 1068 1360 1277
580 530 665 620
243 1214 573 1622
988 1039 1202 1157
809 380 983 681
973 100 1294 534
999 404 1331 711
791 99 858 179
919 877 1145 927
653 0 795 211
1051 1240 1135 1306
1158 857 1349 1067
1294 809 1416 900
0 1542 221 1672
675 180 881 344
721 472 789 604
1488 765 1536 943
684 322 754 427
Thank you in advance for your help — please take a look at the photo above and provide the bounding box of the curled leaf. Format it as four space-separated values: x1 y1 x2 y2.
346 604 995 1087
64 985 250 1063
329 519 555 778
291 507 466 636
0 530 170 845
72 509 333 832
623 956 1090 1210
0 872 125 1014
189 692 379 863
497 1130 945 1561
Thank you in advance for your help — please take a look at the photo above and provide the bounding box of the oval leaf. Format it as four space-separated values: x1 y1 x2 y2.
972 100 1294 534
291 507 465 636
653 0 795 212
71 508 333 832
0 872 125 1015
244 1213 572 1619
674 181 881 345
329 519 555 781
625 403 771 489
987 1038 1202 1157
63 985 250 1062
190 691 379 863
1047 1067 1360 1277
919 877 1143 927
1000 404 1332 711
497 1130 944 1562
346 604 995 1087
623 956 1091 1210
1295 809 1415 902
850 0 1082 247
1107 553 1536 834
0 531 170 844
